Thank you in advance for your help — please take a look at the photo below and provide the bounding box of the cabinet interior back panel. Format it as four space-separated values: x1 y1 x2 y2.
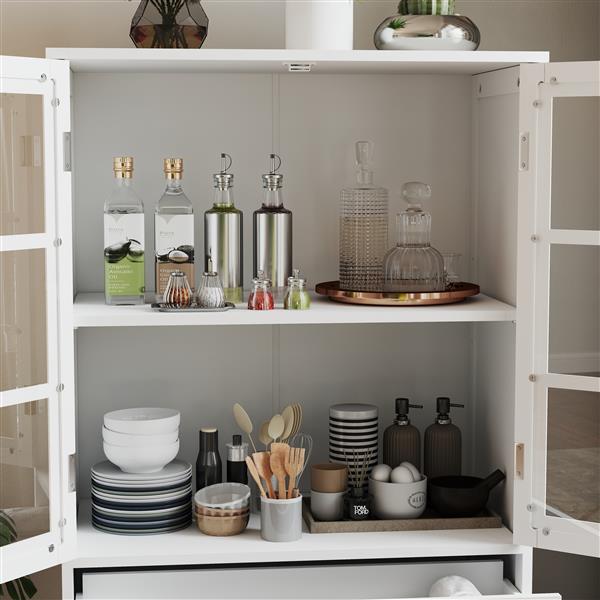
75 323 473 497
72 72 473 293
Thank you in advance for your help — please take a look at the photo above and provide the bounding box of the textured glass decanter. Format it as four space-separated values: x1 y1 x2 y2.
339 141 389 291
383 182 445 292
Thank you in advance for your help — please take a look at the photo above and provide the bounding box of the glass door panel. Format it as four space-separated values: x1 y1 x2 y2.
548 245 600 377
551 97 600 231
0 55 74 583
546 388 599 523
0 249 47 391
0 93 45 236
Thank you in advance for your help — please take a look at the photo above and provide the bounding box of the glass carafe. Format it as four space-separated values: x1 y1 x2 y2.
383 182 445 292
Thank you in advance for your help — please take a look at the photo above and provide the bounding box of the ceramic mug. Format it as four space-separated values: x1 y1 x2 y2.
311 463 348 493
310 490 345 521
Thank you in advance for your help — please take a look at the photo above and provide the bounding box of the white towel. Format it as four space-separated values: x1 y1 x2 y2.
429 575 482 597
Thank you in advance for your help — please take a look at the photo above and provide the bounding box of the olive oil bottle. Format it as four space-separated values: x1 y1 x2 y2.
104 157 145 305
155 158 195 297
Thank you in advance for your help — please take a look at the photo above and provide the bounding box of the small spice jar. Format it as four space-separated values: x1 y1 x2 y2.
284 269 311 310
195 258 225 309
248 271 274 310
163 270 192 308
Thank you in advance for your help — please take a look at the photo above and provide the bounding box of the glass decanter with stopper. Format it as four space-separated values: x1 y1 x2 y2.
339 141 388 291
383 182 445 292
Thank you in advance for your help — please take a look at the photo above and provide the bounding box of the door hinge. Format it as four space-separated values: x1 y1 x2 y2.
519 132 530 171
515 442 525 479
63 132 72 172
59 518 67 528
69 453 77 492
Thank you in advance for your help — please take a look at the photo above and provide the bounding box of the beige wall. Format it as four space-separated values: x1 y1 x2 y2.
0 1 597 599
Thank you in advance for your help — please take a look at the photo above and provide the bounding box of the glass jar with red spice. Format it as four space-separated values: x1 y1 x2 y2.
248 271 274 310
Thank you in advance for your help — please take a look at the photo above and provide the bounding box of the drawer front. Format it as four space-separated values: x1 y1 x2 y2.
75 560 559 599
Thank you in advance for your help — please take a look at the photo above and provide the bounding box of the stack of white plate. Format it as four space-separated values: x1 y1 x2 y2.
91 460 192 535
102 408 180 474
329 403 379 486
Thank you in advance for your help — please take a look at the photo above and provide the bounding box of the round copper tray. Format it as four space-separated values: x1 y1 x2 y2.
315 281 480 306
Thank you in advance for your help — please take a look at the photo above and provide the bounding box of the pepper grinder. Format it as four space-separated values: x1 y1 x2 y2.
196 427 223 491
424 397 464 480
383 398 423 470
226 434 248 485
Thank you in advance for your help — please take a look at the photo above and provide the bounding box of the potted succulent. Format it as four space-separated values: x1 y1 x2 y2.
0 511 37 599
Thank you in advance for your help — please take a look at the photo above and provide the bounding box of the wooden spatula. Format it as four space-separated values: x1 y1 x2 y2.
269 451 288 500
252 451 276 499
245 456 266 498
285 447 305 499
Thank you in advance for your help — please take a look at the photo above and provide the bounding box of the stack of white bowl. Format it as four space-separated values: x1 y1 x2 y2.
102 408 180 474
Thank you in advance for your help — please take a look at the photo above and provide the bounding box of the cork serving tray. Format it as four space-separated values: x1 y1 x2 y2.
302 499 502 534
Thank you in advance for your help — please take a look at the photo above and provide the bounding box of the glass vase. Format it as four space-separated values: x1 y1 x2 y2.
130 0 209 49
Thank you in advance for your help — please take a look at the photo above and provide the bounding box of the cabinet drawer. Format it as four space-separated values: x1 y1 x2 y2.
75 560 560 599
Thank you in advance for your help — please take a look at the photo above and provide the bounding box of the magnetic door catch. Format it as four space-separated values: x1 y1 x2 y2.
63 132 72 172
519 132 530 171
515 442 525 479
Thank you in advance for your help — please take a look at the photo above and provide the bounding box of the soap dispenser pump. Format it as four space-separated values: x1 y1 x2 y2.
383 398 423 470
424 397 464 479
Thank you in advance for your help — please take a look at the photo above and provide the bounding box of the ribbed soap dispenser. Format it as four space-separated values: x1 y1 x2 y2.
424 397 464 479
383 398 423 470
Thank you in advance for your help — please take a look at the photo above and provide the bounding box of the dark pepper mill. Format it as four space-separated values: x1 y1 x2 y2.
226 434 248 484
383 398 423 470
196 427 222 491
424 397 464 480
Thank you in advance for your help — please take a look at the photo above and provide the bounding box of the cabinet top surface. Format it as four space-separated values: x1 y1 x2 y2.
71 501 523 568
45 48 549 75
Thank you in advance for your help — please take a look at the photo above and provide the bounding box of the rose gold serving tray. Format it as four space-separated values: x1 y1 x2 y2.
315 281 479 306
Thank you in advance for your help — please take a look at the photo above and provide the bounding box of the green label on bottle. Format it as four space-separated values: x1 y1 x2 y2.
105 258 145 296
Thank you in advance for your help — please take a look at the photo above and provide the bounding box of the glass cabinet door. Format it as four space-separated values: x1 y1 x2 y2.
516 61 600 558
0 56 75 584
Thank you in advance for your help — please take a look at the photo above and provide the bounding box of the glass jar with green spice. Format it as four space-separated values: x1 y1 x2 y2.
284 269 311 310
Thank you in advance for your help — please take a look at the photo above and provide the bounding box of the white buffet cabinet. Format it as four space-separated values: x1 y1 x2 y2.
0 49 598 599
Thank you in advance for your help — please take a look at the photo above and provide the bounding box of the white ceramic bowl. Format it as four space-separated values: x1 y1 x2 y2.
369 476 427 519
103 408 180 435
102 426 178 447
194 483 251 510
103 440 179 474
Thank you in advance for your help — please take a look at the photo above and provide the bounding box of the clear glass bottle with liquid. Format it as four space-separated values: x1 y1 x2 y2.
104 156 145 305
155 158 194 299
339 141 389 291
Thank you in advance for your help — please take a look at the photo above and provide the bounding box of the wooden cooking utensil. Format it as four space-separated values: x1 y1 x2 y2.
269 451 288 500
245 456 266 498
270 442 290 498
252 451 276 499
233 403 258 453
285 447 305 499
268 414 285 442
258 421 272 449
280 405 295 442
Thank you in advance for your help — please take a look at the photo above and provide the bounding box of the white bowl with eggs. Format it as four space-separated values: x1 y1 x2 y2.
369 462 427 519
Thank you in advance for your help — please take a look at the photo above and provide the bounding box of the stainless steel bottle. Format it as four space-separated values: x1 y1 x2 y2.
204 154 243 304
424 397 464 480
383 398 423 470
253 154 292 300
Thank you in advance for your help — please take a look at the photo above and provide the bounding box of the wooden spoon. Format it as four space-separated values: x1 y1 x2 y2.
233 403 257 453
269 451 288 500
258 421 272 449
245 456 266 498
270 442 290 498
268 414 285 442
281 405 295 442
252 451 276 499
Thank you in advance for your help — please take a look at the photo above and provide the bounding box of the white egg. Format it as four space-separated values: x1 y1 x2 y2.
400 461 422 482
390 465 415 484
370 464 392 482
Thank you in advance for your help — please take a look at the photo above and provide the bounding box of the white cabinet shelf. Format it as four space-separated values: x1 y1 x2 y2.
46 48 548 75
73 501 521 569
73 292 516 328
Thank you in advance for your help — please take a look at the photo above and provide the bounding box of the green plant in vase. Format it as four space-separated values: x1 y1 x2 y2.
0 511 37 599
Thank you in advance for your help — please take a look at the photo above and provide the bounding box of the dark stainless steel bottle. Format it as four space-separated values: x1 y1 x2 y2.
383 398 423 469
253 154 292 300
424 397 464 479
196 427 222 491
226 434 248 484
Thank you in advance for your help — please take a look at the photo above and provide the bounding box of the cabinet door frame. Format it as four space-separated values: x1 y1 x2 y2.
0 55 75 582
514 61 600 558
